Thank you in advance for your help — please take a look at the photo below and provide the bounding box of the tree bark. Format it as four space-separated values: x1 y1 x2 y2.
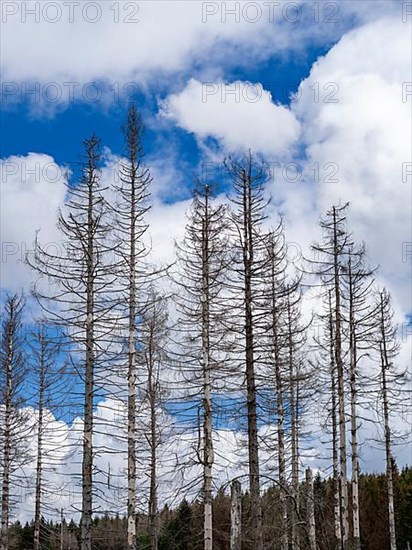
147 323 159 550
0 311 13 550
379 294 397 550
348 261 361 550
80 152 96 550
332 207 349 550
33 334 45 550
202 189 214 550
306 467 317 550
230 480 242 550
331 361 342 549
127 167 137 550
242 168 263 550
271 284 287 550
288 299 299 550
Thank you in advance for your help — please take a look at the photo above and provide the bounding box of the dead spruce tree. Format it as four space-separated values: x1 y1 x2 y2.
261 225 310 549
310 203 353 550
29 136 117 550
114 105 152 550
315 290 342 548
261 226 291 550
28 323 68 550
284 283 309 549
138 288 169 550
341 248 376 550
226 153 270 550
372 289 401 550
174 183 229 550
0 294 30 550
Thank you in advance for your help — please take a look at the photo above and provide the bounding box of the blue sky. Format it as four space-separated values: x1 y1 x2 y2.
1 43 330 185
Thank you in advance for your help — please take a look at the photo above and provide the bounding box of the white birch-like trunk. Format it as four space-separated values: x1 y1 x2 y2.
274 330 287 550
202 192 214 550
33 338 45 550
290 384 299 549
348 262 361 550
230 480 242 550
0 321 13 550
328 292 342 548
125 119 138 550
332 207 349 550
81 168 95 550
379 294 397 550
147 326 159 550
306 467 317 550
288 301 299 550
242 169 263 550
382 365 397 550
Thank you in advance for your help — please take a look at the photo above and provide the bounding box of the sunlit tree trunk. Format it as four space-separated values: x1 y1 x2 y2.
306 467 317 550
378 292 397 550
331 207 349 550
230 480 242 550
33 334 45 550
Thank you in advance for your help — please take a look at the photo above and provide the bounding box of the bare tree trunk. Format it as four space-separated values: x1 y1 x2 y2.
148 343 158 550
350 371 360 550
33 337 45 550
28 137 111 550
0 327 12 550
332 366 342 549
175 184 228 550
127 179 137 550
148 421 158 550
294 377 301 549
202 252 213 550
230 480 242 550
348 261 361 550
379 293 397 550
241 166 263 549
332 207 349 550
116 107 152 550
290 381 299 549
140 291 169 550
245 283 262 549
272 304 287 550
306 467 317 550
227 155 272 549
60 508 64 550
201 188 214 550
1 295 28 550
382 366 397 550
80 152 96 550
288 299 299 550
203 362 213 550
327 291 342 549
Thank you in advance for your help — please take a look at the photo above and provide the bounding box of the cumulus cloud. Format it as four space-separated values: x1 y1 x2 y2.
0 153 68 293
160 79 300 156
0 148 194 295
291 15 412 311
1 1 402 114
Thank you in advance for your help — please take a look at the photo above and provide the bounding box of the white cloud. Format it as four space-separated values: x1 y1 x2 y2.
291 15 412 311
161 79 300 156
0 150 193 296
1 1 402 114
0 153 68 293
